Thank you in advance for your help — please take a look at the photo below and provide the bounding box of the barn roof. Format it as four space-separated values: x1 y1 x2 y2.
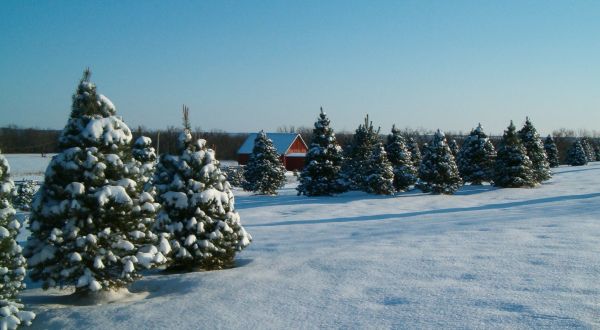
237 133 306 155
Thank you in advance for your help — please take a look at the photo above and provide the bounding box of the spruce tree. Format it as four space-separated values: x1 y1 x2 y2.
365 142 395 195
448 139 460 158
341 115 380 191
543 135 560 168
297 108 345 196
13 181 38 212
594 142 600 162
24 70 166 293
416 130 462 194
565 139 588 166
0 153 35 329
518 117 551 182
154 108 251 270
456 124 496 185
580 138 595 162
242 131 286 195
406 136 421 169
385 125 417 191
493 121 536 188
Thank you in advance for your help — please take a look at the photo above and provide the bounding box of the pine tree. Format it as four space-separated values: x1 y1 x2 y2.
416 130 462 194
580 138 595 162
565 139 588 166
493 121 536 188
341 115 380 191
365 142 395 195
24 70 166 293
543 135 560 168
242 131 286 195
154 108 251 270
385 125 417 191
406 136 421 169
594 142 600 162
297 108 345 196
456 124 496 185
13 180 38 211
448 139 460 158
518 117 551 182
0 153 35 329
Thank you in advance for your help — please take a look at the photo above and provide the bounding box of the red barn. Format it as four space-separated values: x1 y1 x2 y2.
237 133 308 171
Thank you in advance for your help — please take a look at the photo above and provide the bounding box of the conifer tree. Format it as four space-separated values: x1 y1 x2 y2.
493 121 536 188
341 115 380 191
24 70 166 293
448 139 460 157
297 108 345 196
0 153 35 329
242 131 286 195
565 139 588 166
154 106 251 270
13 181 38 212
594 143 600 162
365 142 395 195
580 138 595 162
518 117 551 182
456 124 496 185
416 130 462 194
406 136 421 169
543 135 560 168
385 125 417 191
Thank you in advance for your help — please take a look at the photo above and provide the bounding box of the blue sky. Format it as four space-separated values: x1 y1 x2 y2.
1 0 599 135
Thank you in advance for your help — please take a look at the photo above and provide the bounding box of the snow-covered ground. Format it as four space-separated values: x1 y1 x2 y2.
10 154 600 329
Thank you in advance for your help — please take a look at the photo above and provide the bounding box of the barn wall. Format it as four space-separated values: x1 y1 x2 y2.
237 154 250 165
288 138 308 153
284 156 305 171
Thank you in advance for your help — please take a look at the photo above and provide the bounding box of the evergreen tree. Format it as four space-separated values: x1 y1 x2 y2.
385 125 417 191
580 138 595 162
365 143 395 195
24 70 166 293
416 130 462 194
154 108 251 270
341 115 380 191
543 135 560 168
456 124 496 185
594 143 600 162
0 153 35 329
493 121 536 188
518 117 551 182
13 180 38 211
242 131 286 195
448 139 460 157
297 108 345 196
406 137 421 169
565 139 588 166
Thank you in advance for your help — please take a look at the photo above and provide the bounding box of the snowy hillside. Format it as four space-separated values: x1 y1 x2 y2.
17 160 600 329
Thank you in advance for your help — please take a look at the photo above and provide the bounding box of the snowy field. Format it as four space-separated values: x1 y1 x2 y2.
8 154 600 329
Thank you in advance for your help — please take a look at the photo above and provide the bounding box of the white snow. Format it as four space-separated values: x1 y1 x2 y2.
14 158 600 329
95 186 133 207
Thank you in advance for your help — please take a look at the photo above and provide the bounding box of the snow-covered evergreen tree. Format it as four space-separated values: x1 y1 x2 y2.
297 108 345 196
594 143 600 162
406 136 421 169
448 139 460 158
13 181 38 211
0 153 35 329
365 142 395 195
131 136 157 189
493 121 536 188
543 135 560 168
416 130 462 194
341 115 380 191
154 110 251 270
580 138 595 162
456 124 496 185
24 70 166 293
242 131 286 195
385 125 417 191
565 139 588 166
518 117 551 183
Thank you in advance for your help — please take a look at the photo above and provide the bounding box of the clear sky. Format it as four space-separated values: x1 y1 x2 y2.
1 0 599 136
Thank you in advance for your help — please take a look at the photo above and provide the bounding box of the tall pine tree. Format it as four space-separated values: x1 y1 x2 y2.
456 124 496 185
543 135 560 168
0 152 35 329
154 107 251 270
341 115 380 191
385 125 417 191
519 117 551 182
416 130 462 194
493 121 536 188
565 139 588 166
24 70 166 293
406 136 421 169
242 131 287 195
297 108 345 196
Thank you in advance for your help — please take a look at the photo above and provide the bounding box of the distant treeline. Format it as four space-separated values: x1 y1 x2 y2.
0 125 596 164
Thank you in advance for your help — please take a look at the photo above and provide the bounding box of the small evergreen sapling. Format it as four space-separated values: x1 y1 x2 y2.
543 135 560 168
13 181 38 211
518 117 551 182
242 131 286 195
385 125 417 191
565 139 588 166
416 130 462 194
297 108 345 196
493 121 536 188
364 142 395 195
0 153 35 329
456 124 496 185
